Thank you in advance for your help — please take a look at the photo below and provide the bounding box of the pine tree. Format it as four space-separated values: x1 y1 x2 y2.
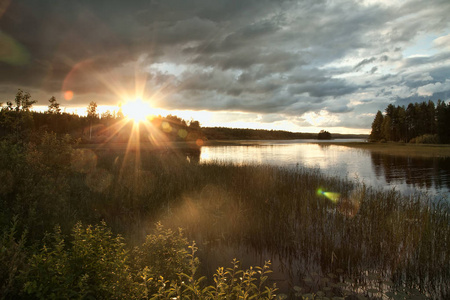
369 111 384 141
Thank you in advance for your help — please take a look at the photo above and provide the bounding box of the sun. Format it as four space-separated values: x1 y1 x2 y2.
121 98 153 123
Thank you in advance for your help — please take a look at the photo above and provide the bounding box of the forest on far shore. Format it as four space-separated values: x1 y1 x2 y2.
0 90 205 144
369 100 450 144
1 89 368 144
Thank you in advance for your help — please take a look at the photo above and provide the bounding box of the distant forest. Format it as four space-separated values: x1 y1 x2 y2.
1 89 371 144
0 90 204 144
202 127 367 140
369 100 450 144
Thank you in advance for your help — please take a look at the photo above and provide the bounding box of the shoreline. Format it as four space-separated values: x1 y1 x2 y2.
318 141 450 158
75 139 450 158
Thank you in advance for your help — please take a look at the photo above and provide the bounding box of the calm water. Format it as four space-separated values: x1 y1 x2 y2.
199 139 450 200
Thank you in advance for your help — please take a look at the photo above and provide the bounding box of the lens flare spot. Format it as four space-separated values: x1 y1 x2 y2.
196 139 204 147
162 121 172 133
0 31 30 66
323 192 340 203
178 129 188 139
318 189 340 203
64 90 74 100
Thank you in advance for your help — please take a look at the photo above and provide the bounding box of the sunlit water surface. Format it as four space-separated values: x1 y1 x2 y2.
199 139 450 200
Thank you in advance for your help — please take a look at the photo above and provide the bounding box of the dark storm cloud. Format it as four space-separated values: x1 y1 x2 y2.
288 79 357 98
354 57 377 70
1 0 450 131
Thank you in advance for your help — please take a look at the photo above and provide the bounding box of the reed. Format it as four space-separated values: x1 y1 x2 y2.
1 136 449 298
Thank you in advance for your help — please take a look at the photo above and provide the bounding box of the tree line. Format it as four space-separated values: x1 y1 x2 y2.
0 89 204 144
369 100 450 144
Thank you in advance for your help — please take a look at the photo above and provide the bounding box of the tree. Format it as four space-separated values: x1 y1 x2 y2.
436 100 450 143
47 96 61 114
14 89 36 112
86 101 98 140
405 103 417 142
381 115 391 141
426 100 436 134
86 101 98 119
394 105 406 142
369 111 384 141
189 120 200 129
317 130 332 140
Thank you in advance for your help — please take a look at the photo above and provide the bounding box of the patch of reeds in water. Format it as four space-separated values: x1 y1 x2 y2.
81 149 450 298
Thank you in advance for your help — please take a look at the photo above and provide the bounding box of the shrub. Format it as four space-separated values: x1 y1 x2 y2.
0 217 28 298
134 222 192 283
410 134 439 144
24 222 138 299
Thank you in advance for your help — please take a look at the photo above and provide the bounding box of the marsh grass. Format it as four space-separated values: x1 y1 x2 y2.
1 136 449 298
80 148 449 298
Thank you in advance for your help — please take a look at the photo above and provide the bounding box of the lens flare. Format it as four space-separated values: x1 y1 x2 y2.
317 188 340 203
0 31 30 66
64 90 74 100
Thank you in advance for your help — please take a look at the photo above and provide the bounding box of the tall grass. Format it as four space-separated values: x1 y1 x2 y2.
88 149 450 298
1 136 449 298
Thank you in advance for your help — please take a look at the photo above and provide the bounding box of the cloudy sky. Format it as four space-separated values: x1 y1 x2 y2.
1 0 450 133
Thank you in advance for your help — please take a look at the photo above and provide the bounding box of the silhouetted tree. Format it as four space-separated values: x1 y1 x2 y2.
381 115 391 141
47 96 61 114
87 101 98 140
14 89 36 112
370 111 384 141
317 130 332 140
370 100 448 144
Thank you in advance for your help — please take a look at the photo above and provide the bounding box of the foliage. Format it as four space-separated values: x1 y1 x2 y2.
134 222 192 283
369 110 383 141
0 217 28 298
317 130 332 140
24 222 138 299
370 100 450 143
47 96 61 114
86 101 98 120
202 127 316 140
1 90 205 143
410 134 439 144
15 221 277 300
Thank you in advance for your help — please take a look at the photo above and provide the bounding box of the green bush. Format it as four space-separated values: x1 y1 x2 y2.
0 217 28 298
20 221 278 299
134 222 193 283
24 222 138 299
410 134 439 144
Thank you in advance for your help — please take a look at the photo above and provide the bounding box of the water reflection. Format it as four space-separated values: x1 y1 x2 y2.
370 152 450 191
199 141 450 198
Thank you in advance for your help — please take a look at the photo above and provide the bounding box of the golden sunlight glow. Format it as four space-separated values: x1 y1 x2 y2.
122 98 153 123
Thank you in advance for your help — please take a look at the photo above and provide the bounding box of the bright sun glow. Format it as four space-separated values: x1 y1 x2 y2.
122 98 153 123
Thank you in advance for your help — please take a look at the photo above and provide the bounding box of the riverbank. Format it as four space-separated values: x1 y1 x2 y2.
319 141 450 158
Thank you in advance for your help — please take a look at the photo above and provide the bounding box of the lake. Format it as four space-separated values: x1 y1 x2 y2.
199 139 450 200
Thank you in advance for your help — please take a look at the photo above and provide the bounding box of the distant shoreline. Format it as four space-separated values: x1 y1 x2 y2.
76 139 450 158
319 141 450 158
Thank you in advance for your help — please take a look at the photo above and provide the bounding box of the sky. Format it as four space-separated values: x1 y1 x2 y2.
1 0 450 134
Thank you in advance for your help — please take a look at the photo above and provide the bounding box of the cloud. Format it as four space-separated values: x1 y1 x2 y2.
1 0 450 132
417 79 450 97
354 57 377 70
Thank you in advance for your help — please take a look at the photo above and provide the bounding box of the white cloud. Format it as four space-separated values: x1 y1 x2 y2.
417 79 450 96
433 34 450 50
